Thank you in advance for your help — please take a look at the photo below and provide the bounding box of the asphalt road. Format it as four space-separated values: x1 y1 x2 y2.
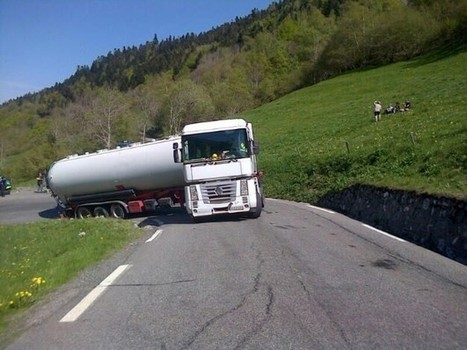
0 188 59 224
3 196 467 349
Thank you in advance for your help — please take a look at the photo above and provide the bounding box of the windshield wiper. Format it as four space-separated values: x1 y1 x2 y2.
186 158 239 166
184 158 210 164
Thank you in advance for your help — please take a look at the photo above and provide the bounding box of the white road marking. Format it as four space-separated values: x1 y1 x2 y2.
362 224 406 242
145 229 163 243
60 264 131 323
272 200 404 243
307 205 335 214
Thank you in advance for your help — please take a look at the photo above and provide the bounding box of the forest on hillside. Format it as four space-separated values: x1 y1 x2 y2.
0 0 465 181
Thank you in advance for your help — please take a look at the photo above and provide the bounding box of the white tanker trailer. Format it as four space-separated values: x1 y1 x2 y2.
47 136 186 219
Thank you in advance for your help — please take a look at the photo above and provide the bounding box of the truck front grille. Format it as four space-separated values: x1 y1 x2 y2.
201 182 236 204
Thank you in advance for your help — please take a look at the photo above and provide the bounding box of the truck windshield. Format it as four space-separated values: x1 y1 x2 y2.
182 129 249 163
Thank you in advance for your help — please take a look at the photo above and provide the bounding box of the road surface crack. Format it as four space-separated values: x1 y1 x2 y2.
180 272 275 350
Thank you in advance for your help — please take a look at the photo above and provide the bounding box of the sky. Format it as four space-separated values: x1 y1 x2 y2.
0 0 274 103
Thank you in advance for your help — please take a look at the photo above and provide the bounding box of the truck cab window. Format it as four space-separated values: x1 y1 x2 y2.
182 129 249 162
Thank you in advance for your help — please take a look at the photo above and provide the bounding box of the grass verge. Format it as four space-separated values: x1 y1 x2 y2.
245 47 466 202
0 218 144 332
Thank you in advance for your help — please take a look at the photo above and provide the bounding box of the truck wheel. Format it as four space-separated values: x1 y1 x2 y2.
93 206 109 218
248 192 263 218
76 207 92 219
249 205 262 218
110 204 126 219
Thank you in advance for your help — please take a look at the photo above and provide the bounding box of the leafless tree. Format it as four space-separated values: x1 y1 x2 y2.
85 88 129 149
130 86 162 142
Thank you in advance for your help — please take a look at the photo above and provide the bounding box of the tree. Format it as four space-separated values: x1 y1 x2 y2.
55 94 97 153
314 0 440 79
83 88 129 149
210 66 255 116
244 35 274 99
165 79 214 134
130 82 163 141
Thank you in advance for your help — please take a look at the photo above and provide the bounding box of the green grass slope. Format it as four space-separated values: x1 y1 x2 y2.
244 48 466 203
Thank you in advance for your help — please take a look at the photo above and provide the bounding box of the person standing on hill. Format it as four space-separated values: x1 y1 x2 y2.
373 100 382 122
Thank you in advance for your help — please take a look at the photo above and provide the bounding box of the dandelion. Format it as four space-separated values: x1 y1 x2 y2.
15 291 32 299
31 276 46 286
78 231 86 237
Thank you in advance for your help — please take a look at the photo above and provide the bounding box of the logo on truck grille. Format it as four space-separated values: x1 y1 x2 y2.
215 186 224 196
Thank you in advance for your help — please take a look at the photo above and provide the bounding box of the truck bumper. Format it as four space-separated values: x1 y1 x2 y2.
190 199 252 217
185 179 260 218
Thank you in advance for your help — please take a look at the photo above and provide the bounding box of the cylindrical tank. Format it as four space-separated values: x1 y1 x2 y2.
47 136 185 205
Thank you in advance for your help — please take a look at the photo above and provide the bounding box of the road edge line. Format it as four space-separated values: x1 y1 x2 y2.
59 264 131 323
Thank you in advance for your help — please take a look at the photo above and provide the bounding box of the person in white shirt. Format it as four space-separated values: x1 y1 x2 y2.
373 100 382 122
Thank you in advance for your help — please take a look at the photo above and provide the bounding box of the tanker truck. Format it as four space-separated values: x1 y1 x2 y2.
172 118 264 220
48 119 263 221
47 136 186 219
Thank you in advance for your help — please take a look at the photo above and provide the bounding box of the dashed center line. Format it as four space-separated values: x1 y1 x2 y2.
60 264 131 323
145 229 163 243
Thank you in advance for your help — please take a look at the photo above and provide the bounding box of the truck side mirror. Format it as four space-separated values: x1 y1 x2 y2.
173 150 180 163
173 142 181 163
253 141 260 155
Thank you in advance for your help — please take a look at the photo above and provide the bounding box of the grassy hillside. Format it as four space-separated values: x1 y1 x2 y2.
244 47 466 202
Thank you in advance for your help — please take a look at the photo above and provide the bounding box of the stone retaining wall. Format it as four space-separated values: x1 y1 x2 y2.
317 184 467 264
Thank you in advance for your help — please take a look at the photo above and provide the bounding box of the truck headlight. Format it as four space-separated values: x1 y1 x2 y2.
190 185 199 201
240 180 248 196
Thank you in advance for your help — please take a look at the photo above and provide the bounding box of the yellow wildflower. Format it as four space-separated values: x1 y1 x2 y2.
31 276 46 286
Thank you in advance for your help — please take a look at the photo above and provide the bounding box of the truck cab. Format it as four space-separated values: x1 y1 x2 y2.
175 119 263 220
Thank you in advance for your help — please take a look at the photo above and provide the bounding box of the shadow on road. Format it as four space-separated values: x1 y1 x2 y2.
39 207 61 219
36 204 250 226
136 206 249 228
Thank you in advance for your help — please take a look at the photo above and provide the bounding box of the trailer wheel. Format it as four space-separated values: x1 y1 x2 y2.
93 206 109 218
76 206 92 219
110 204 126 219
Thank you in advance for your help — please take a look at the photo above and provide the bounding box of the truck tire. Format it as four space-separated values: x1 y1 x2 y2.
249 205 262 218
75 206 92 219
248 192 262 218
93 206 110 218
110 204 126 219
